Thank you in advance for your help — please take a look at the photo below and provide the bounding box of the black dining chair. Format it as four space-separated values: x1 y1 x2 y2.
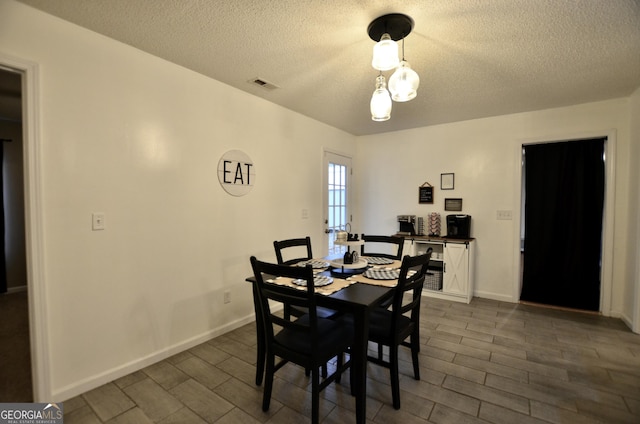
274 237 312 321
361 235 406 312
273 237 336 379
273 236 314 266
273 237 337 320
360 234 405 260
250 256 352 424
363 249 432 410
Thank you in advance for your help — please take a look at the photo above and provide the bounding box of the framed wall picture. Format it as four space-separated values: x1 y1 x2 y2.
441 173 455 190
445 198 463 211
419 182 433 204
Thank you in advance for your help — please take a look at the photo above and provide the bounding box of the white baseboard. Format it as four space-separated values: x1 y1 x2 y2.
5 285 28 294
473 290 516 303
52 313 256 402
618 311 636 332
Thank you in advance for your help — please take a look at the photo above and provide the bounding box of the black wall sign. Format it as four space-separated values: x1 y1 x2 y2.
419 183 433 204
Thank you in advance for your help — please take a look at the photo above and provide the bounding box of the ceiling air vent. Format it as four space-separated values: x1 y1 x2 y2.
249 78 279 90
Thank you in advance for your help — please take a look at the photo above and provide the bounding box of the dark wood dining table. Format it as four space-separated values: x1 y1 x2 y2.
246 266 395 424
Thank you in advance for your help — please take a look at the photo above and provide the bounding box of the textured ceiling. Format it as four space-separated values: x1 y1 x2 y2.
13 0 640 135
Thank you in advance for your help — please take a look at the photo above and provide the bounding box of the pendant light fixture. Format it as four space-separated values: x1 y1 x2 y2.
370 73 392 121
389 37 420 102
371 33 399 71
367 13 418 121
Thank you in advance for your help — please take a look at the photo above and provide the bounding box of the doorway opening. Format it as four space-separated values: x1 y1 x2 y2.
323 151 352 257
0 66 31 400
519 137 607 312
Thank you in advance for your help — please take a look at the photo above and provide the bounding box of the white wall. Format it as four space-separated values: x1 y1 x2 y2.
1 0 355 401
3 0 639 402
628 86 640 331
355 99 633 313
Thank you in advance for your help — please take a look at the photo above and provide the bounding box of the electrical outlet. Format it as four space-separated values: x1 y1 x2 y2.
224 291 231 304
496 210 513 220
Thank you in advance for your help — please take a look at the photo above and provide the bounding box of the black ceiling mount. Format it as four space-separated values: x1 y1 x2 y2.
367 13 414 42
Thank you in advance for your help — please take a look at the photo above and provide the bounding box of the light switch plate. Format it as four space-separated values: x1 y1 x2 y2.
92 212 105 230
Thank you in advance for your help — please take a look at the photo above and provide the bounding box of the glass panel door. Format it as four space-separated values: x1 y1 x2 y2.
323 151 351 257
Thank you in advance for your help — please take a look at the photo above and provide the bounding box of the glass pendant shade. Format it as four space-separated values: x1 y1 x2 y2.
371 33 399 71
370 75 392 121
389 60 420 102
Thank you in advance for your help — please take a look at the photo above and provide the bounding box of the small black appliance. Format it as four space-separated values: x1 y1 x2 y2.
446 214 471 238
397 215 417 235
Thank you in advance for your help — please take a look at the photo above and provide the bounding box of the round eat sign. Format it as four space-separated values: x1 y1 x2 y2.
217 150 255 196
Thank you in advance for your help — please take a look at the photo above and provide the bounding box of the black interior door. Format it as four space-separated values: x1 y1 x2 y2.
520 138 605 311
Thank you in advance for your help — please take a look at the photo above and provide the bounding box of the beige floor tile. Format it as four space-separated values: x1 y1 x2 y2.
143 361 190 390
175 356 232 390
169 379 235 423
122 378 184 421
104 407 154 424
157 406 209 424
59 297 640 423
82 382 136 421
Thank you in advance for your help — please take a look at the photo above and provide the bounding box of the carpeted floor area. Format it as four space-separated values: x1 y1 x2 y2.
0 290 33 402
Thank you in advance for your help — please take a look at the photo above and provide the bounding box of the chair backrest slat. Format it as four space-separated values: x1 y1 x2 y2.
273 237 313 265
390 249 432 333
360 235 405 260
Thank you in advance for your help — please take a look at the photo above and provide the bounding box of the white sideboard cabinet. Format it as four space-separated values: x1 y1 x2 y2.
403 236 475 303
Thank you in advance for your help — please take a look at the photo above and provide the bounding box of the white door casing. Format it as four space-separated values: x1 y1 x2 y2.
322 150 351 257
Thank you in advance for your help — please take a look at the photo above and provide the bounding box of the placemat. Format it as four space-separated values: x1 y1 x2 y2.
364 268 400 280
366 259 402 269
362 256 395 265
349 269 416 288
291 275 333 287
348 274 398 288
265 276 355 295
295 259 330 269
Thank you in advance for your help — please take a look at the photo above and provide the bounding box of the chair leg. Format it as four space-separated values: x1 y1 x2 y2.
350 362 356 396
311 368 320 424
306 364 327 378
255 352 265 386
336 353 343 383
390 345 401 410
411 335 420 380
262 353 274 411
253 286 265 386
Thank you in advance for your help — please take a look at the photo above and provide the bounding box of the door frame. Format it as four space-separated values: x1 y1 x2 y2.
0 52 50 401
513 130 616 316
322 149 352 258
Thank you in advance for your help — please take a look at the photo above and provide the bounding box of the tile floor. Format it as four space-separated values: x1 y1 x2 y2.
63 297 640 423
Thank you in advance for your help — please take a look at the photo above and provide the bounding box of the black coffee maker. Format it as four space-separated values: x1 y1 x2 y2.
446 215 471 238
